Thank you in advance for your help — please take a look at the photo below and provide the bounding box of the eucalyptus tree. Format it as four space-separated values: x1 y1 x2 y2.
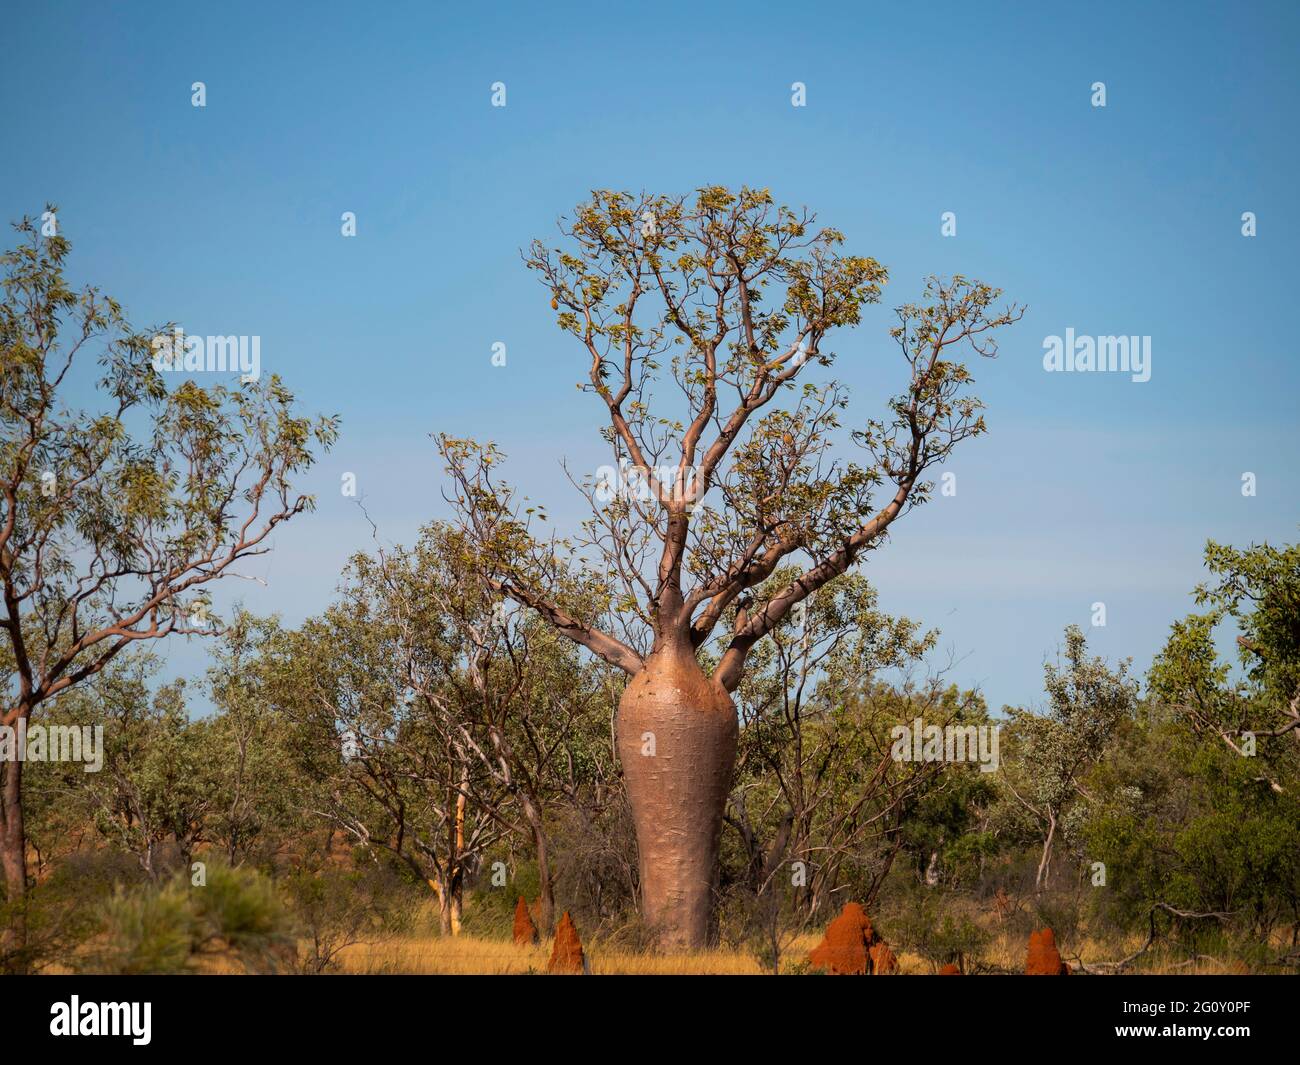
276 525 608 934
441 186 1021 947
385 523 611 935
79 657 211 881
728 568 971 919
203 613 303 867
269 546 513 935
0 211 336 960
1003 625 1138 890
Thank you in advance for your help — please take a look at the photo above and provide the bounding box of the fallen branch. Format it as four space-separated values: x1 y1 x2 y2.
1070 903 1235 974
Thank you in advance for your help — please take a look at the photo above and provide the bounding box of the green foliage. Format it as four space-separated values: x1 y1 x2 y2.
899 765 1000 885
0 855 112 973
1150 537 1300 794
1066 538 1300 962
1198 537 1300 705
997 625 1138 888
884 883 990 971
1082 725 1300 939
1012 625 1139 815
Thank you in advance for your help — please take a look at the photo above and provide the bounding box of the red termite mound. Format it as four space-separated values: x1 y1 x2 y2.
809 901 902 975
547 911 585 974
1025 927 1071 975
937 963 963 975
809 902 875 974
512 896 538 946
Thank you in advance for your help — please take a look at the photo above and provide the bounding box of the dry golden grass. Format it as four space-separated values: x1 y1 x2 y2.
333 929 954 975
100 923 1258 975
338 934 546 975
334 934 770 975
324 925 1252 975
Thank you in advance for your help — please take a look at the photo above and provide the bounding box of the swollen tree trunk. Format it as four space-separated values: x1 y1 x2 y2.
616 642 738 950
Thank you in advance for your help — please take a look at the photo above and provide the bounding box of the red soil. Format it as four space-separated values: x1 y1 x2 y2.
937 963 963 975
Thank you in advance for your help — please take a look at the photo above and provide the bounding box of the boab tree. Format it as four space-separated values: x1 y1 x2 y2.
0 212 335 964
441 187 1021 948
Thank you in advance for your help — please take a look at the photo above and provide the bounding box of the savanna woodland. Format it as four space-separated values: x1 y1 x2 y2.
3 190 1298 975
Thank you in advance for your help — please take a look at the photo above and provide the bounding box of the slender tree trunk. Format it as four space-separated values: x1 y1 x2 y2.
431 877 453 936
1035 811 1056 891
520 797 555 935
449 880 463 936
1 748 27 968
431 863 464 936
616 641 738 950
451 778 466 936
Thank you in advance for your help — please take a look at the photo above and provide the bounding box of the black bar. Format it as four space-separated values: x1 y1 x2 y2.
7 972 1290 1053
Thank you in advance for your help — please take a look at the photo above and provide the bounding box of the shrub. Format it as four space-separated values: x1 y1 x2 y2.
78 863 293 974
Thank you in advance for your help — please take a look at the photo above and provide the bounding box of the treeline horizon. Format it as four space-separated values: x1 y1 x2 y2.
6 526 1298 974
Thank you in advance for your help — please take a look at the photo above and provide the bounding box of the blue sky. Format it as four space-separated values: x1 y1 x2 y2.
3 0 1297 712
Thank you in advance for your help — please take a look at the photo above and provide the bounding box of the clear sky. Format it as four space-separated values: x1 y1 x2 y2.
3 0 1297 712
